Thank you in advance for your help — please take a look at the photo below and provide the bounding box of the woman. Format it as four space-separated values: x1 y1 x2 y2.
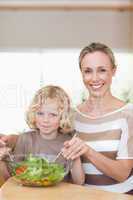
62 42 133 193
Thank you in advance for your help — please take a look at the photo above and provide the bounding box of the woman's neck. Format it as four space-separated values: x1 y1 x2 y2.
84 93 125 118
89 93 113 107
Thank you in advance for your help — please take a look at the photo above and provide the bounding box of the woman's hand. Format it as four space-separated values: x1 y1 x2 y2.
62 137 89 160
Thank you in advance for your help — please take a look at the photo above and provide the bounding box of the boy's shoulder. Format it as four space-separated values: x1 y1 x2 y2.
57 132 72 142
68 130 76 137
59 130 76 140
18 130 37 140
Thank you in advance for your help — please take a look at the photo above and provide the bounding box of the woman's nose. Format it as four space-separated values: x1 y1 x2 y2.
91 72 99 81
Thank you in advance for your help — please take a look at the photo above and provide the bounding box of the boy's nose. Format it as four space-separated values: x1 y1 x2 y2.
43 114 49 121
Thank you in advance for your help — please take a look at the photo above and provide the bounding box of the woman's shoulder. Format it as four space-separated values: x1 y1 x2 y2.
121 103 133 117
77 102 85 110
123 102 133 110
73 100 133 120
73 102 86 114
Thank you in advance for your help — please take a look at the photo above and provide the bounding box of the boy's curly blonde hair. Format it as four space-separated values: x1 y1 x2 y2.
26 85 73 134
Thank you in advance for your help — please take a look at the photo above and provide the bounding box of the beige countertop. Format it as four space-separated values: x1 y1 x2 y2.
1 178 133 200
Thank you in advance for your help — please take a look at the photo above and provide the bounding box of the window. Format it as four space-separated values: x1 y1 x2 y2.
0 49 132 133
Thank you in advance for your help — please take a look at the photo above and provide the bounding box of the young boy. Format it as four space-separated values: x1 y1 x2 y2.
0 85 85 185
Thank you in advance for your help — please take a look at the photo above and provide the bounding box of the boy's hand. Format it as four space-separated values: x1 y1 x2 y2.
0 134 18 148
0 134 9 147
0 147 11 160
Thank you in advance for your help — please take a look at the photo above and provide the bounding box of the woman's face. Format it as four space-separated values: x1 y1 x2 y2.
35 98 60 139
80 51 116 98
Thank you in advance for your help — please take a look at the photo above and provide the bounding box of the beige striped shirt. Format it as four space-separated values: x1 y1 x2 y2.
74 103 133 193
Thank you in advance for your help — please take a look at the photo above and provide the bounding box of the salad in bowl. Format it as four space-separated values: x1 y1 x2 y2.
10 155 66 187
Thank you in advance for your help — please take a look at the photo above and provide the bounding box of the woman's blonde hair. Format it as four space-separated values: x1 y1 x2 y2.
79 42 117 69
26 85 73 134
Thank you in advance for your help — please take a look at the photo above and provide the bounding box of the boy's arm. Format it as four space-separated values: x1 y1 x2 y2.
0 134 18 149
70 157 85 185
0 160 11 183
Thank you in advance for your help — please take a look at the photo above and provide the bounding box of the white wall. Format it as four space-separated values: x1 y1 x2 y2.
0 9 132 51
131 11 133 49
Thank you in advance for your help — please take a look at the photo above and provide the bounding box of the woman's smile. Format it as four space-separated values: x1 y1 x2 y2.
90 83 104 90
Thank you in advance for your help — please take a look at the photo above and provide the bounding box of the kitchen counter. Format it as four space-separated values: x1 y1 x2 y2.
1 178 133 200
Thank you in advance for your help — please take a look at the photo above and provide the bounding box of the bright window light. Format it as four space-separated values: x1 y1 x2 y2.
0 49 132 133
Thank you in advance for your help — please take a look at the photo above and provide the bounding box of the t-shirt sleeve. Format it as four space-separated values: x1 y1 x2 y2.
13 133 29 162
117 108 133 159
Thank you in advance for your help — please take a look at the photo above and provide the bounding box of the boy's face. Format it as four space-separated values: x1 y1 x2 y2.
35 98 60 139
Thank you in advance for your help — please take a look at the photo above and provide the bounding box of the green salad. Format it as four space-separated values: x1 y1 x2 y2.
12 155 65 186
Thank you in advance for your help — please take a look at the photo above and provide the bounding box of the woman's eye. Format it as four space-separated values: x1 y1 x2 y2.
99 68 106 72
83 69 92 74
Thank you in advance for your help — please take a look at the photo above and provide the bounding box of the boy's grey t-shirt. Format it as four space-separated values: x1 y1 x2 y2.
13 130 72 165
12 131 72 182
12 131 73 181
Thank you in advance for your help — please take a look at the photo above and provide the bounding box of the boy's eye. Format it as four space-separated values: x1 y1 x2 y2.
49 113 58 117
36 112 44 116
36 112 58 117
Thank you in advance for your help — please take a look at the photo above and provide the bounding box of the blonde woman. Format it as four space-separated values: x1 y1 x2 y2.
62 42 133 194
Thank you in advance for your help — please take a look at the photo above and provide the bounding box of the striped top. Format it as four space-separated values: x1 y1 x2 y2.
74 103 133 193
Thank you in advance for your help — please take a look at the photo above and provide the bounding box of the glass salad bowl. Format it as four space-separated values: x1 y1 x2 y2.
9 155 67 187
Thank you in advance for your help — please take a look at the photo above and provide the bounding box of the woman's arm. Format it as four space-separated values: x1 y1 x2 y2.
70 157 85 185
62 137 133 182
85 147 133 182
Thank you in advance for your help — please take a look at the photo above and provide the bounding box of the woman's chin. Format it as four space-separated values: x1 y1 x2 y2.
90 91 104 98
